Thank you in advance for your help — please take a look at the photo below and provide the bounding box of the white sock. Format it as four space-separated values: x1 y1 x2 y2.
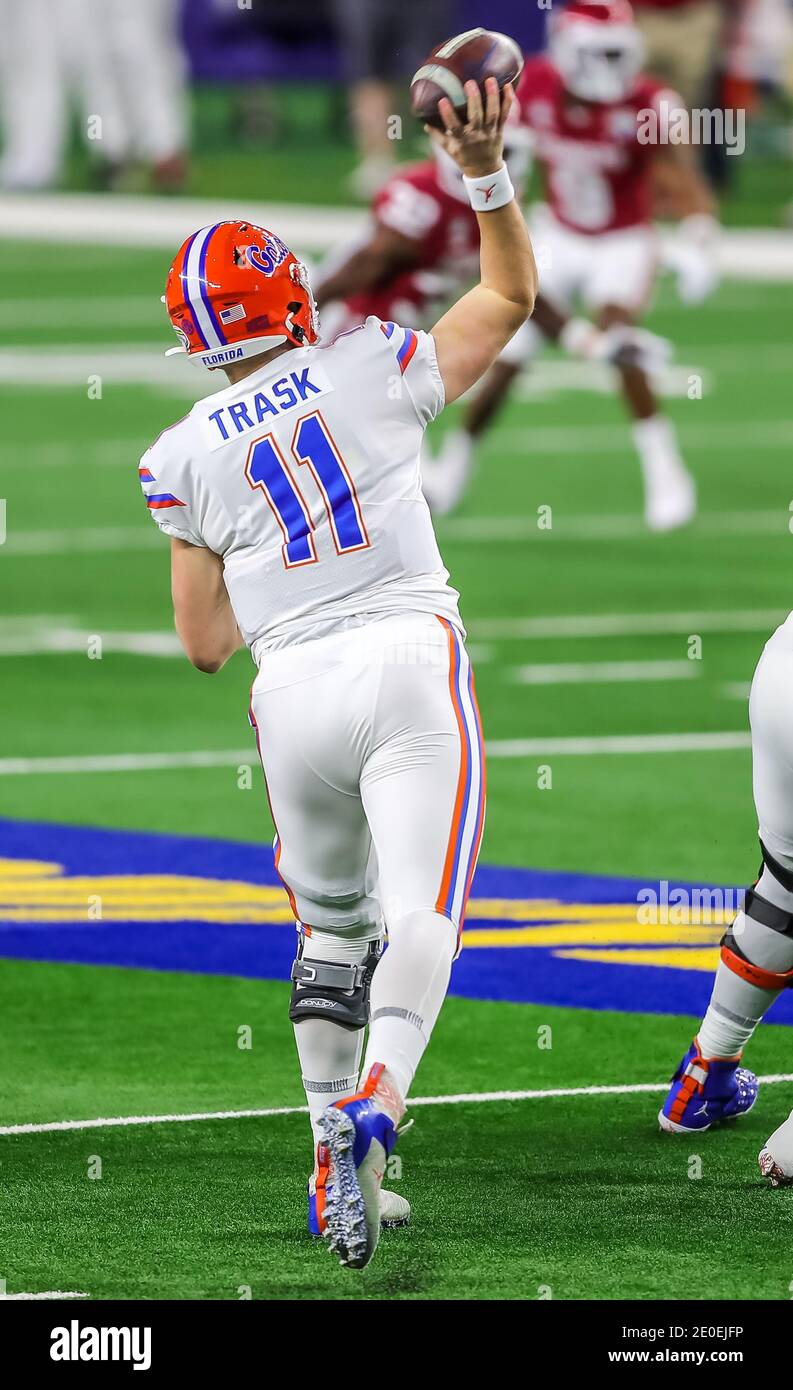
632 414 685 482
698 867 793 1059
362 909 457 1100
293 1018 363 1155
291 924 378 1156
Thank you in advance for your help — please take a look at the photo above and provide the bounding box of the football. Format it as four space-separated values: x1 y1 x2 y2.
410 28 524 130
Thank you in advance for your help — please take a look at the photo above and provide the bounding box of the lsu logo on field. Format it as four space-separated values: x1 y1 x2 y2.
246 234 289 277
0 819 790 1024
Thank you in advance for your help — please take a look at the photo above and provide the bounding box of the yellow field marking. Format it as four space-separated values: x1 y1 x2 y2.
0 857 732 948
558 947 722 971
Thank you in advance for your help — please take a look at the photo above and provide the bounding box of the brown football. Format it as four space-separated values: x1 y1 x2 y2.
410 28 524 130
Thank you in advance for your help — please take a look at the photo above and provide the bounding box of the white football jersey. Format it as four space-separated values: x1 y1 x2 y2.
140 317 462 657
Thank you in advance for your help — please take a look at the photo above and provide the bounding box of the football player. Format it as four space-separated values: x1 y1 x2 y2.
141 77 537 1267
431 0 719 529
314 106 670 515
659 613 793 1187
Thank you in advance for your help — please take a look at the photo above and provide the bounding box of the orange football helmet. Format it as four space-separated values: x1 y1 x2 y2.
164 220 319 369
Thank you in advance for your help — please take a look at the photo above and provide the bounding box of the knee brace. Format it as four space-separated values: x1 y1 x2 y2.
720 854 793 990
289 934 383 1030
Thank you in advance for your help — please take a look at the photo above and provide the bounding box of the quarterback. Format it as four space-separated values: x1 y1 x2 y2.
140 78 537 1268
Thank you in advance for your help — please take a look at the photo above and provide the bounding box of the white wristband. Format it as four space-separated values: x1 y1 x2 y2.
462 164 514 212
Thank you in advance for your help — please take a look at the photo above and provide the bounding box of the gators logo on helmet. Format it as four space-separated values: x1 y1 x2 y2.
164 220 320 369
245 234 290 278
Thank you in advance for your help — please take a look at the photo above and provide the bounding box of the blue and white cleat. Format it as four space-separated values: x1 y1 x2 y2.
319 1062 404 1269
307 1141 410 1236
658 1036 759 1133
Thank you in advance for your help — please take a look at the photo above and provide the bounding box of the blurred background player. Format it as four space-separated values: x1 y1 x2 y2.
0 0 188 192
659 610 793 1188
428 0 719 530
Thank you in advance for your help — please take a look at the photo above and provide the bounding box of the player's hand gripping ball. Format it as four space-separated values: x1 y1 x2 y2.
410 28 524 131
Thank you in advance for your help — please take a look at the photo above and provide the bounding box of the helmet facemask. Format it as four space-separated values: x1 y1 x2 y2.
552 23 644 104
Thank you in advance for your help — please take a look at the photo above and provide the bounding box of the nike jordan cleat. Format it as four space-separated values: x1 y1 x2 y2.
319 1062 404 1269
307 1141 410 1235
658 1037 759 1133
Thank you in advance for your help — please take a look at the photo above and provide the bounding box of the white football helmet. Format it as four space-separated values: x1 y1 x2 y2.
549 0 645 105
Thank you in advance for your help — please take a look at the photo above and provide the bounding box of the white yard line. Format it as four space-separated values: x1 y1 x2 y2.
0 192 364 253
3 1073 792 1138
0 626 183 657
469 609 785 640
0 346 197 391
0 750 254 775
2 516 790 558
495 419 793 453
0 731 753 776
0 197 791 281
0 439 147 469
435 511 789 543
487 732 750 757
511 659 697 686
1 526 161 556
0 296 158 327
0 1291 88 1300
721 681 753 701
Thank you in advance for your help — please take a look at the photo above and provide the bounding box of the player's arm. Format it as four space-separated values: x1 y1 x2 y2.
314 226 420 310
170 537 243 674
653 140 720 305
652 143 716 221
430 78 538 405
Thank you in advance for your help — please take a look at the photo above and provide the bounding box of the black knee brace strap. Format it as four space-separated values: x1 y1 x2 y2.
720 883 793 990
289 941 382 1030
738 887 793 939
759 840 793 895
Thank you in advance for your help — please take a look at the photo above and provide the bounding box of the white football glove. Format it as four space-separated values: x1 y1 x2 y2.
665 213 721 305
559 317 672 376
596 323 673 375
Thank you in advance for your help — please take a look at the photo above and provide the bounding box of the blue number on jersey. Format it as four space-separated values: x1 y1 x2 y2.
245 435 316 567
245 412 369 569
292 412 368 555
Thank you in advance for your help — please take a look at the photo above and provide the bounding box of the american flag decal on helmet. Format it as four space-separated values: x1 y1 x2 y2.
219 303 246 325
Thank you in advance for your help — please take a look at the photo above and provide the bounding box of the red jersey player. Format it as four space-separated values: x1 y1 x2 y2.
314 109 665 466
431 0 719 529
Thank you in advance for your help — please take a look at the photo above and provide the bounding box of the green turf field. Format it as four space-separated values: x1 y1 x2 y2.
1 230 793 1301
2 961 792 1301
2 243 792 878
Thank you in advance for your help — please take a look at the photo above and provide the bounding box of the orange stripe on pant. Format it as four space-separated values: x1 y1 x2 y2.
435 617 471 920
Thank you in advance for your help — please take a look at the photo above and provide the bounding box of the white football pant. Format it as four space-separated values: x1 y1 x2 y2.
500 204 659 366
249 612 485 945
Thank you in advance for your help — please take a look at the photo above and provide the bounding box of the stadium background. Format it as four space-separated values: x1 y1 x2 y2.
1 0 793 1301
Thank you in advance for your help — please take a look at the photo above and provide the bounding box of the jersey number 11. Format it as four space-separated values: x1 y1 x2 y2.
245 411 370 569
